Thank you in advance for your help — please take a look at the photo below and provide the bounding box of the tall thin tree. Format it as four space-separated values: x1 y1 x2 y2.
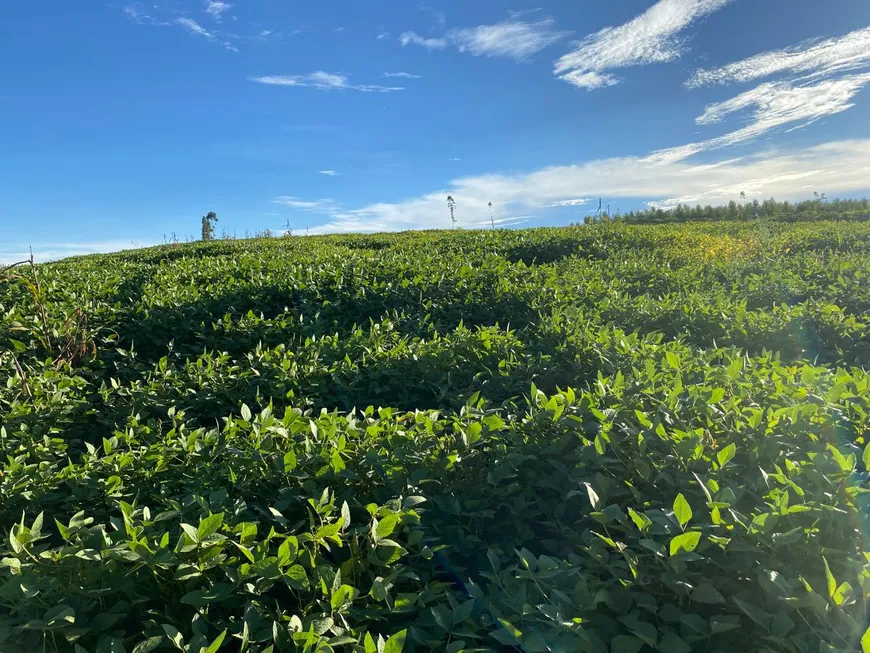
447 196 457 229
201 211 218 241
488 202 494 229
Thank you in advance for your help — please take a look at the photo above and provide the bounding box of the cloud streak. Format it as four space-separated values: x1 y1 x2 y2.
399 31 447 50
555 0 732 89
401 18 568 61
273 197 342 213
205 2 232 19
650 74 870 162
251 72 404 93
0 241 153 265
687 25 870 88
175 18 213 38
383 71 422 79
448 18 569 61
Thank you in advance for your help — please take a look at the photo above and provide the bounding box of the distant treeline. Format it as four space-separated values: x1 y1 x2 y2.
585 197 870 224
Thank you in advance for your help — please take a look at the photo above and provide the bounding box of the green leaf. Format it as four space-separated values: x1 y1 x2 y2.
673 493 692 530
283 450 297 472
692 582 725 604
132 636 164 653
331 584 356 611
241 404 252 421
453 599 475 624
180 523 199 543
44 604 75 626
717 443 736 468
823 557 837 599
732 598 770 631
278 536 299 564
584 482 600 509
864 442 870 471
665 351 680 369
285 564 309 590
376 514 399 540
364 632 378 653
198 512 224 540
657 632 691 653
203 629 227 653
383 629 407 653
833 581 852 606
611 635 644 653
669 531 701 556
627 508 652 532
624 619 656 646
861 625 870 653
162 624 185 650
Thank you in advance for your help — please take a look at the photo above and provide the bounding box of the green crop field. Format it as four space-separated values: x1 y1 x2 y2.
2 220 870 653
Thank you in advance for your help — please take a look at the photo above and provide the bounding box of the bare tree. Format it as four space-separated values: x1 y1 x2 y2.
447 196 457 229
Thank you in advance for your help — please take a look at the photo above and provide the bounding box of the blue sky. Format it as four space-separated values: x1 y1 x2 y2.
2 0 870 260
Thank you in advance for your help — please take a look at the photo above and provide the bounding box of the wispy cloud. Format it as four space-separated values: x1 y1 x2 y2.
319 170 340 176
463 216 532 228
448 18 569 61
376 31 389 40
662 25 870 161
297 139 870 234
122 3 169 26
176 17 213 38
383 71 422 79
687 26 870 88
123 4 243 51
273 197 342 212
399 31 447 50
0 241 153 264
250 71 404 93
401 17 567 61
650 74 870 162
419 4 447 26
205 1 232 20
555 0 733 89
550 198 590 207
260 29 274 37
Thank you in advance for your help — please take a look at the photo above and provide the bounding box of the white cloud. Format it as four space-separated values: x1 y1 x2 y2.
401 18 567 61
550 198 590 207
376 31 389 40
687 26 870 88
651 73 870 162
299 139 870 234
175 17 213 38
205 1 231 19
273 197 342 213
463 216 532 228
555 0 733 89
319 170 340 176
260 29 274 37
399 31 447 50
448 18 569 61
250 72 404 93
0 241 153 265
383 71 422 79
